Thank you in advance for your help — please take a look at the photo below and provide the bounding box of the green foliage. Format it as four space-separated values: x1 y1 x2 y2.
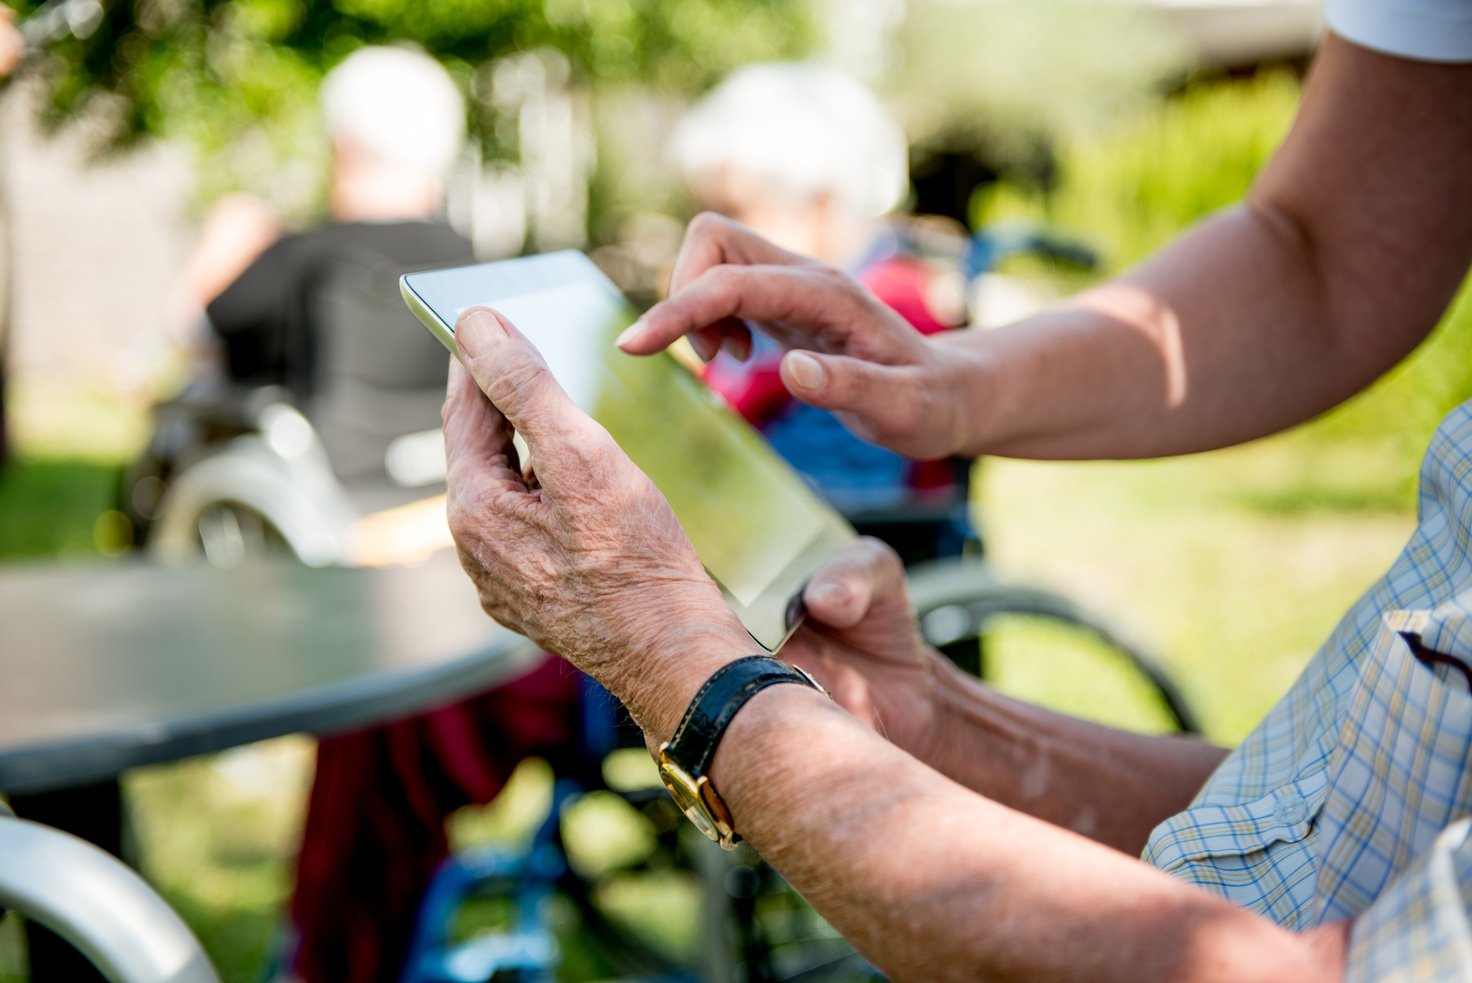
982 71 1302 263
19 0 813 211
889 0 1193 182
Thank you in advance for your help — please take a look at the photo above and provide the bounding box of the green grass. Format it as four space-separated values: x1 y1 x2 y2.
980 450 1415 744
0 455 124 559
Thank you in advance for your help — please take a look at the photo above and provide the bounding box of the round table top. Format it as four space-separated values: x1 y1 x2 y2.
0 553 544 794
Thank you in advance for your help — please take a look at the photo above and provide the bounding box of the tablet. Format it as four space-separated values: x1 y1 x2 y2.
401 250 855 650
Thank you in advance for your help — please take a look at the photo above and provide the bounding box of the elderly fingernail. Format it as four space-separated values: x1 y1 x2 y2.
457 308 507 357
616 318 645 350
811 579 850 607
787 352 826 391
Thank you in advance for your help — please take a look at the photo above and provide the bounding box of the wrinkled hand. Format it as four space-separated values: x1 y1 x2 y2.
788 538 948 762
443 307 751 735
617 213 978 460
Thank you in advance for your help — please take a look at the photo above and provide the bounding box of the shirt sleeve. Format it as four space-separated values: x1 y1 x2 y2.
1346 818 1472 982
1327 0 1472 63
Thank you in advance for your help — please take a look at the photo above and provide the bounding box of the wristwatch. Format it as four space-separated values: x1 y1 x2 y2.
656 655 829 850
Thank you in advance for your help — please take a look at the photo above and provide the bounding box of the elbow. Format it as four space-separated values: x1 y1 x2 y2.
1244 192 1447 387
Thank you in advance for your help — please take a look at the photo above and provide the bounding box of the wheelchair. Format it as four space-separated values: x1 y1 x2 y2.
120 248 455 565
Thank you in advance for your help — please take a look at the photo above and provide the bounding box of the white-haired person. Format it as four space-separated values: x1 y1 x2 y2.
170 44 473 394
8 44 495 983
675 63 968 534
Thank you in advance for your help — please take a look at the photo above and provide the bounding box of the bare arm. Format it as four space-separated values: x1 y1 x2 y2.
956 34 1472 458
717 685 1345 983
623 35 1472 462
921 659 1228 854
165 194 280 351
442 311 1343 982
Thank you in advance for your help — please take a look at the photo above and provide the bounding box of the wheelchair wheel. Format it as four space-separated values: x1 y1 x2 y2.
552 782 708 982
905 558 1200 735
190 502 291 567
703 845 881 983
556 804 877 983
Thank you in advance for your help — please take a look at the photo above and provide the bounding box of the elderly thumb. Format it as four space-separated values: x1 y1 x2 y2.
453 306 599 470
456 306 508 359
454 306 552 431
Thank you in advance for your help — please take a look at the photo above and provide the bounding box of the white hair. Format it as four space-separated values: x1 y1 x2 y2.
322 46 466 181
672 62 908 218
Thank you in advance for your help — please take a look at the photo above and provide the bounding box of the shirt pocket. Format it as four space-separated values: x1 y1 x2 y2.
1142 766 1329 929
1313 614 1472 924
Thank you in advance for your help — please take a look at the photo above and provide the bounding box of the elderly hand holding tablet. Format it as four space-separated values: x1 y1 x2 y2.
401 251 855 653
403 252 945 851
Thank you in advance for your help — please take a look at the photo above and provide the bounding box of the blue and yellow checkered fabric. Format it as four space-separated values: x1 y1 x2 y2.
1143 402 1472 978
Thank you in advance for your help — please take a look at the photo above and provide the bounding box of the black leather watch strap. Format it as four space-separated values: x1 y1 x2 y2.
665 655 824 779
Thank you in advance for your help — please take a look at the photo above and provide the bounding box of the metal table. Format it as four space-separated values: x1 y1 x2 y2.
0 553 541 794
0 552 542 981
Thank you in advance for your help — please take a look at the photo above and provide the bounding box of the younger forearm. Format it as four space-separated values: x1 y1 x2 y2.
940 203 1422 461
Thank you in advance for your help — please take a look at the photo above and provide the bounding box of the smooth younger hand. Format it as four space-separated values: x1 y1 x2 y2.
617 213 979 461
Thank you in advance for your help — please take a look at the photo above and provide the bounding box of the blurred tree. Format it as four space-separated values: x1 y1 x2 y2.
13 0 813 216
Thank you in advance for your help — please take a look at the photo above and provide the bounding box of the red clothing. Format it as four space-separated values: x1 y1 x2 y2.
288 654 580 983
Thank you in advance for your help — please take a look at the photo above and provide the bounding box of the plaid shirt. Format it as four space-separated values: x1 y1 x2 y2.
1143 402 1472 979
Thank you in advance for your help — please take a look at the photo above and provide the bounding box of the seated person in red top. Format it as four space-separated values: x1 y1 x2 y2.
672 63 966 515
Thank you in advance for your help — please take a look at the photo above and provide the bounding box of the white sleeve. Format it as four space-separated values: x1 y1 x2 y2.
1327 0 1472 62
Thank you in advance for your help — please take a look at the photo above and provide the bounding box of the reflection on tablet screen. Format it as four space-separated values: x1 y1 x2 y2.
403 252 856 648
488 279 838 608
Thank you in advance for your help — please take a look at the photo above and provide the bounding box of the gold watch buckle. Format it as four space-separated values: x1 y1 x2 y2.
656 743 739 850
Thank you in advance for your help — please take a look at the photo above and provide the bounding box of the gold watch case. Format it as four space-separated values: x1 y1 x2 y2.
656 745 739 850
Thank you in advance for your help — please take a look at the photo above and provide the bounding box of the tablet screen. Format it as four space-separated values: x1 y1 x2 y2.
402 251 855 649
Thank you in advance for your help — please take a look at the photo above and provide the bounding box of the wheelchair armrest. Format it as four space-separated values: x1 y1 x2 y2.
0 816 220 983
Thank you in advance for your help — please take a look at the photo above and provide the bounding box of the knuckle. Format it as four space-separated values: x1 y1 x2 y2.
856 536 901 577
688 211 727 239
816 263 852 289
444 486 483 538
485 355 552 411
703 266 746 317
